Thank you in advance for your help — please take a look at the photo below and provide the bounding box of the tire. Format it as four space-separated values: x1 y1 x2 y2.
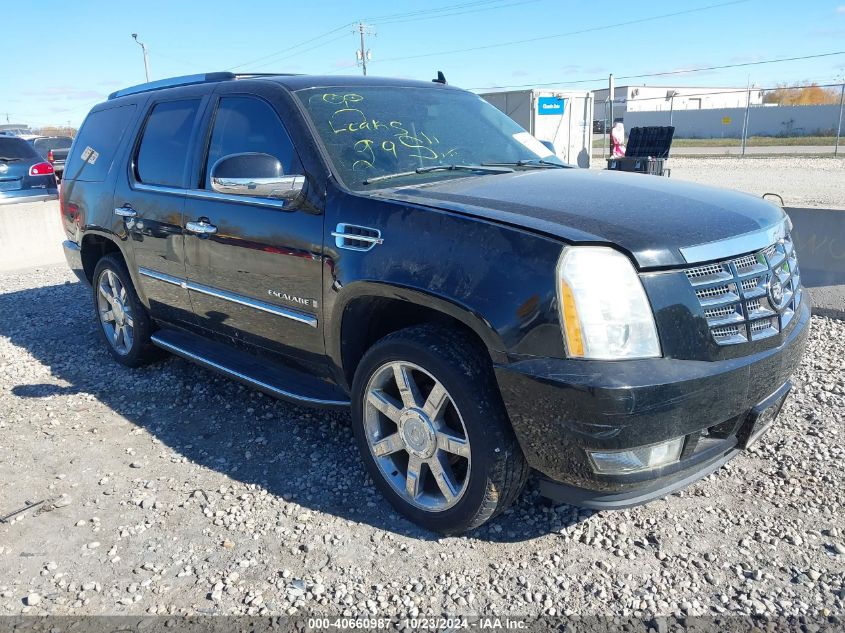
351 324 529 534
92 254 157 368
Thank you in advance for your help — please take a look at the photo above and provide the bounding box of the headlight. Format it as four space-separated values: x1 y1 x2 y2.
556 246 660 359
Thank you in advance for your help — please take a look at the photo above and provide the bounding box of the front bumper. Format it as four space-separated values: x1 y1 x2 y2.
495 299 810 507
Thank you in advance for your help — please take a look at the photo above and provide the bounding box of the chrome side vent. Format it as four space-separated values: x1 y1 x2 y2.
331 223 384 252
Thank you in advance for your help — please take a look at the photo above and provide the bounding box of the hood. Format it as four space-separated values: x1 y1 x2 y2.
373 168 786 268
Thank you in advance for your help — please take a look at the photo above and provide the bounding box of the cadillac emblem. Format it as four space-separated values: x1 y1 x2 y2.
768 277 785 310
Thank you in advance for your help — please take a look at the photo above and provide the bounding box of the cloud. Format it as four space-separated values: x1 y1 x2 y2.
810 26 845 38
511 69 529 77
23 86 106 101
729 54 765 64
331 57 356 70
836 5 845 12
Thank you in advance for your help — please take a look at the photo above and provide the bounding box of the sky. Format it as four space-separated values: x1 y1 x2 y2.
2 0 844 128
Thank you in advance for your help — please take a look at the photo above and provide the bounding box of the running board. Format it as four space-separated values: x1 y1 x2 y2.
151 329 350 408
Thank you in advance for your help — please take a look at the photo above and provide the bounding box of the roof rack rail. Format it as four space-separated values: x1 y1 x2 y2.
108 72 303 100
108 72 235 100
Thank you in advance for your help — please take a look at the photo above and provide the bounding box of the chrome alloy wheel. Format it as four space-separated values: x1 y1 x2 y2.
363 361 471 512
96 269 135 355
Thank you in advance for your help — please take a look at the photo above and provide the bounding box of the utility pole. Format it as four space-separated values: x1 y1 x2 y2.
606 74 614 158
835 81 844 157
132 33 151 82
740 76 751 157
354 22 375 76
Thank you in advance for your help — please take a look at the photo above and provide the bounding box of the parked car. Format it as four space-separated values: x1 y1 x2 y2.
60 73 808 534
0 136 58 203
29 136 73 180
0 126 36 137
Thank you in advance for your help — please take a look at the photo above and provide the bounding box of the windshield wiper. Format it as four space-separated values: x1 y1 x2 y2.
0 157 23 162
482 159 568 169
363 164 514 185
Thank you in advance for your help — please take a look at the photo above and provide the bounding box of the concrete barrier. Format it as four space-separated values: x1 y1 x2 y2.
0 199 66 272
785 206 845 318
0 198 841 318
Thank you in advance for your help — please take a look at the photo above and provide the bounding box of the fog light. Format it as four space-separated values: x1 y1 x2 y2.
589 437 684 474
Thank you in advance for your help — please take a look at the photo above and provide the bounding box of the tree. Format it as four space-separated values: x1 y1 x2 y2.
763 83 839 106
34 125 77 138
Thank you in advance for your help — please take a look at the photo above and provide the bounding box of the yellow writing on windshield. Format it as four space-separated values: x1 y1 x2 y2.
313 93 459 170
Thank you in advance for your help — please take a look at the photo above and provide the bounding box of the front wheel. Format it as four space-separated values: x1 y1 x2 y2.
351 325 529 534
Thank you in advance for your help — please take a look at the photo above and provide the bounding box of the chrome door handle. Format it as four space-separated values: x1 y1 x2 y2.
114 206 137 218
185 220 218 235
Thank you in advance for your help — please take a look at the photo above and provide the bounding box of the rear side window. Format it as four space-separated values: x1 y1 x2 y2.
0 137 40 160
203 96 301 189
135 99 201 188
65 105 136 182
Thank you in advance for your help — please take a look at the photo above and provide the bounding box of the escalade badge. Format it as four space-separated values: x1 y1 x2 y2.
768 277 785 310
268 290 318 308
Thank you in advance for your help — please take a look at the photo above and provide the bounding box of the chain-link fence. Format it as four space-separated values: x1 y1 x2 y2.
593 82 845 158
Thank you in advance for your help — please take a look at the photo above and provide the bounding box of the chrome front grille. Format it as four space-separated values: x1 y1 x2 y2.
685 233 802 346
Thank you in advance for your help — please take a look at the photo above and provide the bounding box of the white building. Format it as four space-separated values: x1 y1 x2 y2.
592 85 764 113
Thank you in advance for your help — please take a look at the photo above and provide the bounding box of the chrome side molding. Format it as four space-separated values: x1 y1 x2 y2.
137 267 317 327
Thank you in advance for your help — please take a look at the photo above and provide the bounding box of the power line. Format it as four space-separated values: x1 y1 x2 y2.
230 0 546 74
225 23 354 71
247 32 352 72
225 0 516 71
365 0 517 23
367 0 540 26
349 0 749 69
469 50 845 91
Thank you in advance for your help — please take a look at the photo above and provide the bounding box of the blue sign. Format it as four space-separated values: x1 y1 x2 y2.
537 96 565 116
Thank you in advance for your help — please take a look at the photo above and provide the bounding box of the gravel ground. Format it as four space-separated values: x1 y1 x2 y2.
0 265 843 620
592 156 845 209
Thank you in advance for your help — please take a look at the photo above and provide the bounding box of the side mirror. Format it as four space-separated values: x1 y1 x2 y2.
210 152 304 201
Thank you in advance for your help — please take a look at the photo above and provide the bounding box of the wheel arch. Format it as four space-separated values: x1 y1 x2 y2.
330 282 507 391
80 231 125 284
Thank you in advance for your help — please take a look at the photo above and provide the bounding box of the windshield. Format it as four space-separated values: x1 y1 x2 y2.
0 137 40 160
296 86 564 189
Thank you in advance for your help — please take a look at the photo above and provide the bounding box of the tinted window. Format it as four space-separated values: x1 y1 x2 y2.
0 137 40 160
64 105 136 182
136 99 201 187
33 137 73 152
203 96 301 189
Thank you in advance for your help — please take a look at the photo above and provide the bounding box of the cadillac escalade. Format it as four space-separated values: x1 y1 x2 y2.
60 72 809 534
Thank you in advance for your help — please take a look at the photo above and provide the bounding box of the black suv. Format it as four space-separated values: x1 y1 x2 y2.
61 73 809 534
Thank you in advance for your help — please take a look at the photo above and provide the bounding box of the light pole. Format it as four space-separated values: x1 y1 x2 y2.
131 33 151 83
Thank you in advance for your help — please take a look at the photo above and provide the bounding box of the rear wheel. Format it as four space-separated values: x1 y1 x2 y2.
351 325 529 534
92 254 157 367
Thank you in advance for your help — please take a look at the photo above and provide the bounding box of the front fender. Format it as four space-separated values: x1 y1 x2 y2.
327 279 508 371
322 183 569 388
